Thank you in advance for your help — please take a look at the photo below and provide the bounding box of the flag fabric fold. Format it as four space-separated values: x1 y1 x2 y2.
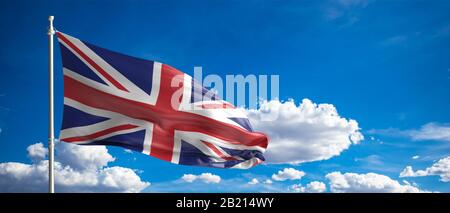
56 31 268 169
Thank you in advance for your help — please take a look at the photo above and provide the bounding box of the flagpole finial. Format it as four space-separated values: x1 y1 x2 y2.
48 16 55 35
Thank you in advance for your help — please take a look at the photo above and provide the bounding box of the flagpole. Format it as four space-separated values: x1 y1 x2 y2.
48 15 55 193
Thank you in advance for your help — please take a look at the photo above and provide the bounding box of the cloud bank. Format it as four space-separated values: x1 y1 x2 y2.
400 156 450 182
326 172 425 193
247 99 363 164
0 142 149 192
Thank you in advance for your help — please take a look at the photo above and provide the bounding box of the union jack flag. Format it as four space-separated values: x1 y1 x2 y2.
57 32 268 169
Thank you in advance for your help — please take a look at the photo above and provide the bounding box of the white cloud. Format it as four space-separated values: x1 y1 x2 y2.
248 178 259 185
181 174 197 183
368 123 450 142
0 142 150 192
96 166 149 192
326 172 425 193
289 181 327 193
306 181 327 193
409 123 450 142
181 173 221 184
56 142 115 171
400 156 450 182
264 179 273 185
400 166 426 177
412 155 420 160
289 184 304 192
272 168 305 181
27 143 47 162
247 99 363 164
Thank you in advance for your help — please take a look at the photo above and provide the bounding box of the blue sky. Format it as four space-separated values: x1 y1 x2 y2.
0 0 449 192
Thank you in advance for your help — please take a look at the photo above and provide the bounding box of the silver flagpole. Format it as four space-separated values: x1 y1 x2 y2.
48 15 55 193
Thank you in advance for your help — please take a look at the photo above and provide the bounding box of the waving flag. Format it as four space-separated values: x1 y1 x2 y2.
56 32 268 169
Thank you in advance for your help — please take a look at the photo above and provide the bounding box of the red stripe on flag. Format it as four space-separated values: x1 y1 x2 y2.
202 141 237 161
61 124 138 142
148 64 184 161
57 32 129 92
